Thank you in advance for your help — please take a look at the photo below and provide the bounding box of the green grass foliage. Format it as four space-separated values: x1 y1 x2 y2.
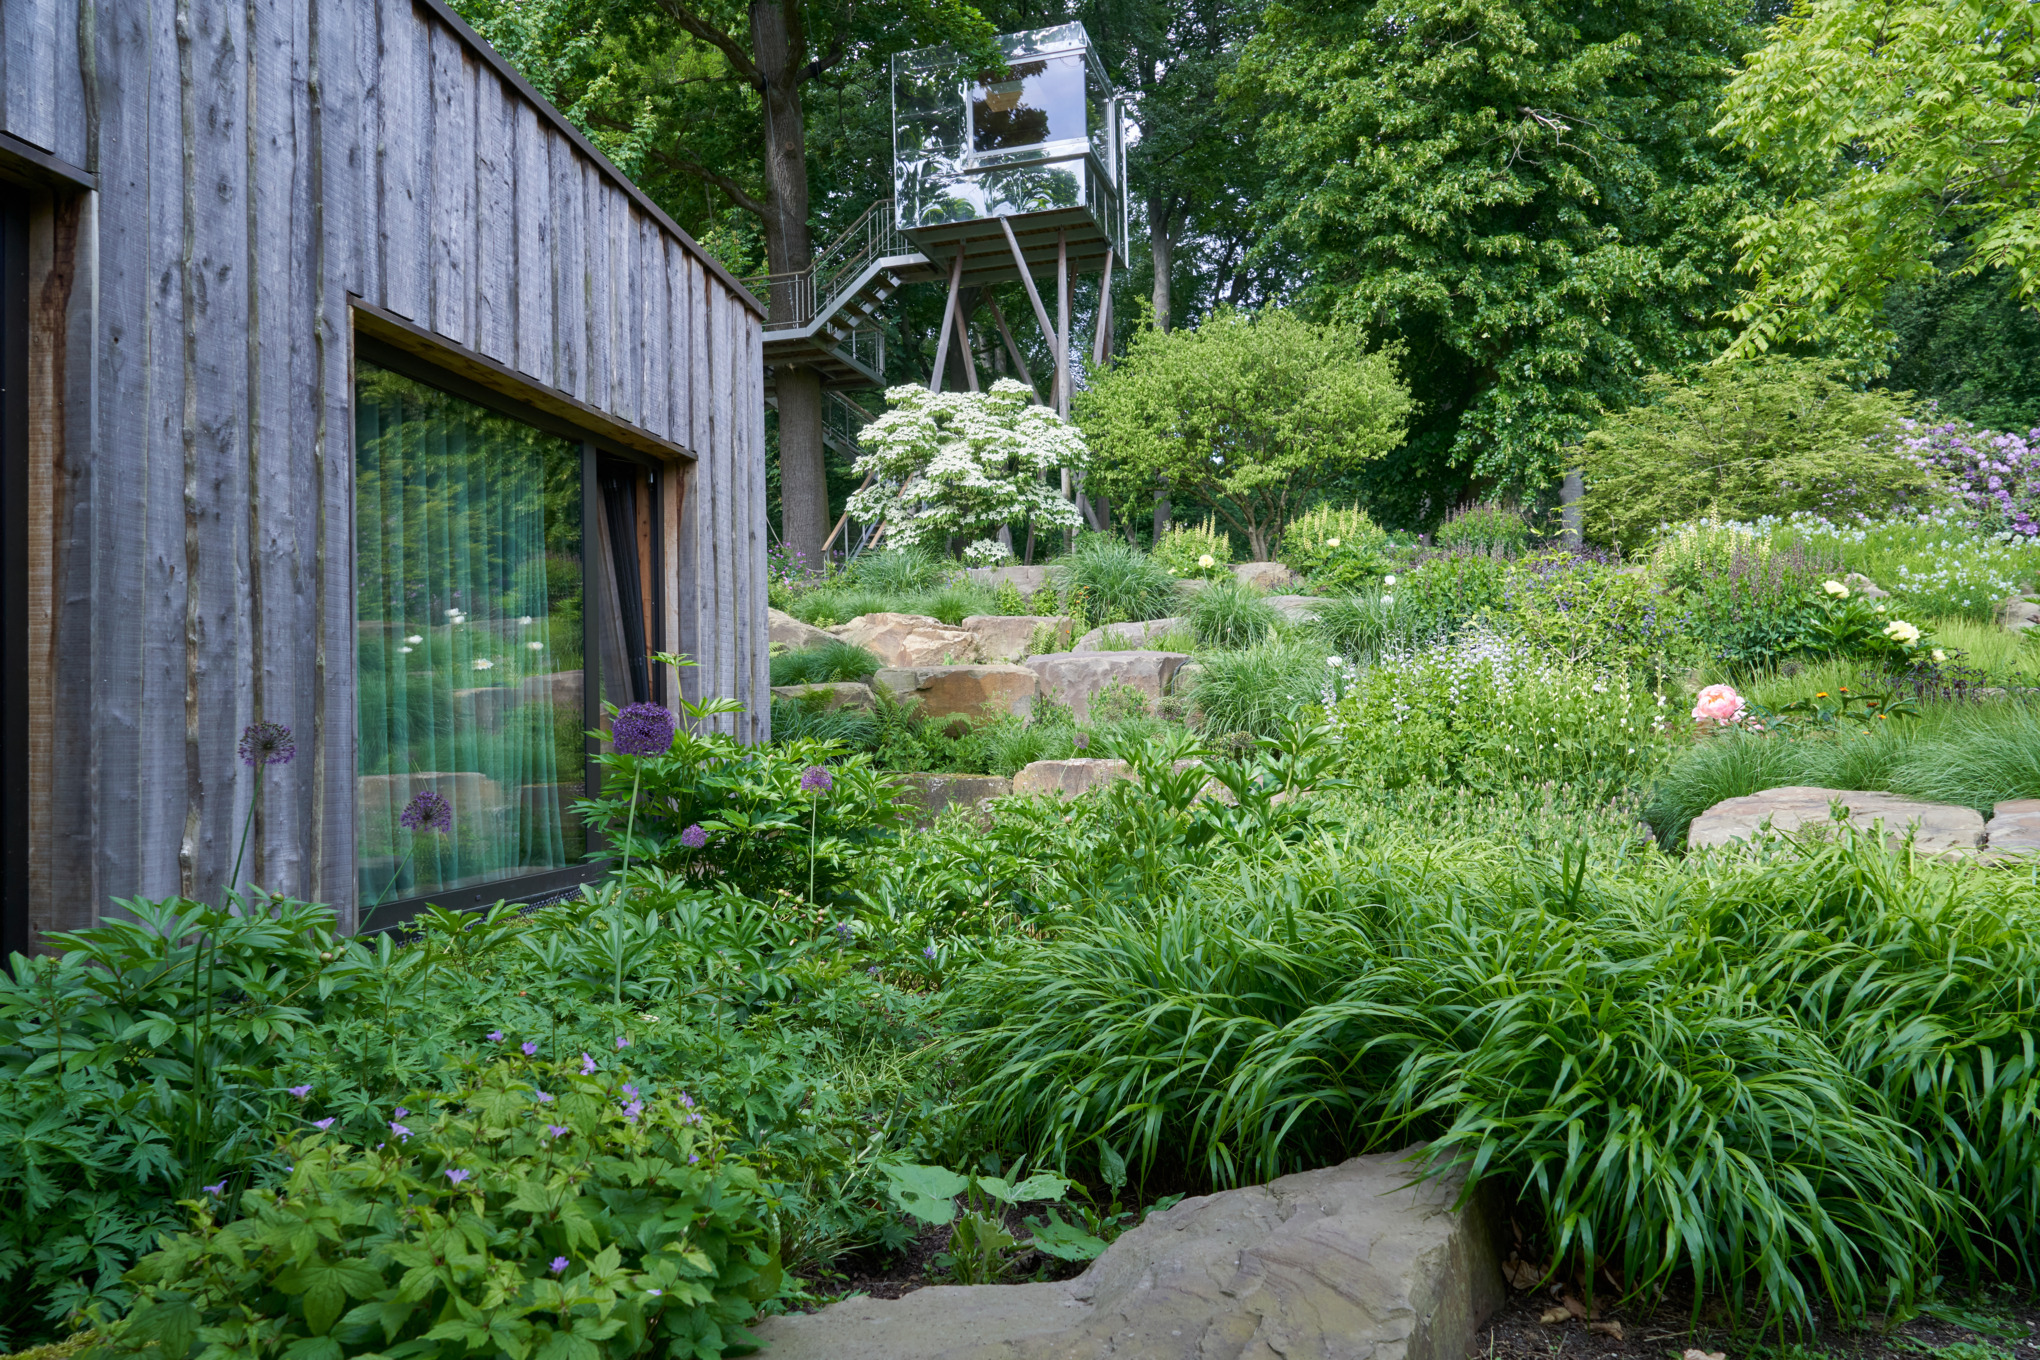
768 642 881 687
1052 535 1181 629
1185 579 1282 650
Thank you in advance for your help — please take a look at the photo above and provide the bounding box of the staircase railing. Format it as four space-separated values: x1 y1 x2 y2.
740 199 911 334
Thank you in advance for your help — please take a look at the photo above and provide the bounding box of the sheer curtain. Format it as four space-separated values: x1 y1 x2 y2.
353 361 586 904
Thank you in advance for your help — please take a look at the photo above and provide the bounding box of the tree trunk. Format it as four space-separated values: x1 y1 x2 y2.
752 0 828 562
1148 195 1174 333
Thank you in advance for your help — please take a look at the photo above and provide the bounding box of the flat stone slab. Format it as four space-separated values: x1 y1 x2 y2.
1688 786 1986 855
1233 561 1298 590
2002 596 2040 632
830 613 982 668
1012 758 1135 799
752 1147 1501 1360
769 608 837 651
889 773 1012 825
1026 651 1193 722
1073 616 1188 652
964 565 1056 598
1265 594 1323 622
1986 798 2040 856
769 681 875 713
873 664 1038 727
963 614 1071 663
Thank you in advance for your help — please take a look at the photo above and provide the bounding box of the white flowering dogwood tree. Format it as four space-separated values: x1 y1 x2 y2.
846 379 1089 565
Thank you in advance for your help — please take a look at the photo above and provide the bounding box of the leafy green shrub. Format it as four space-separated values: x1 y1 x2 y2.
88 1054 779 1359
1578 357 1928 547
1189 640 1333 737
579 731 908 899
1306 593 1434 664
769 694 878 751
1185 579 1282 650
1150 517 1234 581
1051 537 1179 629
1277 503 1391 592
1648 520 1838 673
768 642 881 688
1433 501 1530 556
1505 552 1682 676
1394 553 1511 639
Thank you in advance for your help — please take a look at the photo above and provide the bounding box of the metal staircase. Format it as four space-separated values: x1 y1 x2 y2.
743 200 942 389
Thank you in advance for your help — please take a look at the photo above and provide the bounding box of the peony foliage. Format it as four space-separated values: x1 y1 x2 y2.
846 380 1088 565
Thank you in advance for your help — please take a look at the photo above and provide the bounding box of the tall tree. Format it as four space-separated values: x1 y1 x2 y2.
1232 0 1764 519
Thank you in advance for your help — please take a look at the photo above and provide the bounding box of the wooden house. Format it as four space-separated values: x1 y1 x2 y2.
0 0 770 945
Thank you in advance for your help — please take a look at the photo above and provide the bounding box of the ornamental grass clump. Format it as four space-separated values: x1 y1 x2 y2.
85 1054 780 1359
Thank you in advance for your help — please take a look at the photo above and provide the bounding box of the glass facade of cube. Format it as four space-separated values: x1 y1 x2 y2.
892 24 1126 256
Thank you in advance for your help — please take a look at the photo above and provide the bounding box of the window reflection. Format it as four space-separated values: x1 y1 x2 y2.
971 55 1085 153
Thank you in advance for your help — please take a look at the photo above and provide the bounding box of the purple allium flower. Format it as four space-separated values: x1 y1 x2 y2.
1073 731 1090 751
445 1168 471 1185
399 788 452 833
615 1035 630 1049
239 722 295 767
547 1124 570 1139
288 1084 312 1099
580 1052 597 1075
203 1182 225 1196
612 702 676 757
314 1117 335 1131
799 765 834 794
679 823 708 849
550 1256 569 1276
487 1030 505 1043
522 1041 538 1056
390 1122 412 1140
535 1090 554 1104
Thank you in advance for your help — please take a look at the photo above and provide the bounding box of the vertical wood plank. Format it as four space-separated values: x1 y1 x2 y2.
549 131 583 400
1 0 61 153
709 282 735 731
471 68 512 363
639 216 665 439
427 17 471 344
664 236 686 448
510 97 548 382
744 307 767 742
583 167 609 417
343 0 378 301
376 0 425 321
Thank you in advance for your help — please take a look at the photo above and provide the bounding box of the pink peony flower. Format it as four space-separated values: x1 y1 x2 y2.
1691 684 1745 726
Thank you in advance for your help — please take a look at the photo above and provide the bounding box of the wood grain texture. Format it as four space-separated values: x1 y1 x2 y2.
25 0 760 936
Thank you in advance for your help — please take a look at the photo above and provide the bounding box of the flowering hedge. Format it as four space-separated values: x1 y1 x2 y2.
1903 416 2039 539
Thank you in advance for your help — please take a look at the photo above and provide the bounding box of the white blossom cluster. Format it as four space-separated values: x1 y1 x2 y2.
846 379 1089 559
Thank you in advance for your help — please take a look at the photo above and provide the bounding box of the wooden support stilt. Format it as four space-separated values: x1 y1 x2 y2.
1091 252 1116 369
997 217 1059 399
986 293 1043 402
928 251 965 393
822 469 877 554
1055 229 1071 419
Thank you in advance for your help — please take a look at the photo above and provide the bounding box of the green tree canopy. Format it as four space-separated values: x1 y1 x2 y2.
1075 309 1413 558
1717 0 2040 367
1577 357 1926 547
1231 0 1762 511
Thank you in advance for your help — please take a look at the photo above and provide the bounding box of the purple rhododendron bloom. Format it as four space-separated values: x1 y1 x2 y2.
238 722 295 767
679 823 708 849
612 702 676 757
550 1256 569 1276
799 765 834 794
445 1168 471 1185
522 1041 538 1056
399 789 452 833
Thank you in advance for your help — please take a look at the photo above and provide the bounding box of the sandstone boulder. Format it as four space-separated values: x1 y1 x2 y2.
829 612 981 668
872 665 1038 730
770 681 876 713
769 608 837 651
1842 573 1890 600
964 565 1056 598
1073 616 1188 652
1234 561 1298 590
963 614 1072 663
2001 596 2040 633
1985 798 2040 857
1026 651 1192 722
1011 758 1135 799
1688 785 1986 855
749 1146 1502 1360
889 773 1012 825
1264 594 1323 622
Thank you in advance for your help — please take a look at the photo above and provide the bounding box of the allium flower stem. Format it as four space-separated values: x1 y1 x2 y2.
619 764 644 887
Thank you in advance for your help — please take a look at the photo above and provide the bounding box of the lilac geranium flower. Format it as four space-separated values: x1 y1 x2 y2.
314 1117 336 1131
623 1083 640 1099
522 1041 538 1056
615 1035 630 1050
547 1124 570 1139
203 1182 225 1196
550 1256 569 1276
535 1090 554 1104
445 1168 471 1185
287 1084 312 1099
487 1030 505 1043
622 1100 644 1123
581 1052 597 1075
390 1122 412 1140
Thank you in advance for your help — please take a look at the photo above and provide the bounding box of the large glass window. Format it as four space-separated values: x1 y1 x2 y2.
353 358 609 912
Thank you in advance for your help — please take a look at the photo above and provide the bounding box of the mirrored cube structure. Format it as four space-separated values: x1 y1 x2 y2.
893 24 1127 282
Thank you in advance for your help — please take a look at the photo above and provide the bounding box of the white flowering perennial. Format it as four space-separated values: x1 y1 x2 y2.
846 380 1089 561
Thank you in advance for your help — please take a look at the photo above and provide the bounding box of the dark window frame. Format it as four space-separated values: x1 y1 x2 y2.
0 189 27 960
351 335 667 931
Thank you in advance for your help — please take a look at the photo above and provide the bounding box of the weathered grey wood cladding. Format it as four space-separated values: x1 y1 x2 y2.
5 0 768 936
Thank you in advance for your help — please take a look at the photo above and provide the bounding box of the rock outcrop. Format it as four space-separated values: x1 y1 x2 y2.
1011 758 1135 799
1025 651 1193 722
749 1147 1502 1360
1233 561 1298 590
872 665 1038 730
1985 798 2040 857
964 565 1057 598
889 773 1013 824
2002 596 2040 633
769 681 876 713
1072 617 1187 652
1687 786 1986 855
963 614 1071 663
829 613 981 668
769 608 838 651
